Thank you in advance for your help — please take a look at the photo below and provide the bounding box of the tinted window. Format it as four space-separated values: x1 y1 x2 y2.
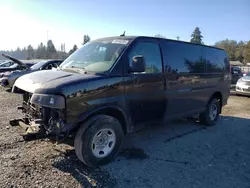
204 47 225 73
52 63 59 68
163 41 204 74
31 61 47 70
128 42 162 73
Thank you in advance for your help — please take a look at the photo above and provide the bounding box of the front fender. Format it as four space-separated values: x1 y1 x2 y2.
73 105 130 134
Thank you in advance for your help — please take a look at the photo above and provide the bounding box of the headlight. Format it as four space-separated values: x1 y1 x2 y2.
237 78 244 84
30 94 65 109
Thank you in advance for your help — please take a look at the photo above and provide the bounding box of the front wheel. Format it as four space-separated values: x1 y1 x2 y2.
199 98 220 126
74 115 124 167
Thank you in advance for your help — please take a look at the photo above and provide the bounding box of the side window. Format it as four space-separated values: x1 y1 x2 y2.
44 63 53 70
128 42 162 73
52 63 59 68
204 48 225 73
163 41 204 74
1 62 13 67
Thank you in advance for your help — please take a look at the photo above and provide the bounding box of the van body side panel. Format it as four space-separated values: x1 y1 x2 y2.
202 47 230 105
161 40 230 119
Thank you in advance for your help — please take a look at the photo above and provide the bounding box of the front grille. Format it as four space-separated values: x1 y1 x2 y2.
22 91 42 119
244 81 250 86
243 88 250 92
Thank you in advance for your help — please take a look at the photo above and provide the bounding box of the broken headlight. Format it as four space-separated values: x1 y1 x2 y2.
30 94 65 109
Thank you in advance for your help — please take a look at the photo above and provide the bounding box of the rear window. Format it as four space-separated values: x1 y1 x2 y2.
203 47 226 73
162 41 204 74
231 67 242 74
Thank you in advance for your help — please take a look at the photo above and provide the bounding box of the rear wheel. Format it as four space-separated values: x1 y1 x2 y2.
199 98 220 126
74 115 124 167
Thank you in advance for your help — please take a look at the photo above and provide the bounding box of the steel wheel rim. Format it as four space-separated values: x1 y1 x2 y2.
209 103 218 121
91 128 116 158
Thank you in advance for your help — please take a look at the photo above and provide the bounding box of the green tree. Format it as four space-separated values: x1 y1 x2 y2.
243 41 250 64
214 39 237 61
27 45 35 60
36 42 47 59
21 47 28 60
83 35 91 45
47 39 57 58
68 44 78 55
190 27 203 44
235 41 245 62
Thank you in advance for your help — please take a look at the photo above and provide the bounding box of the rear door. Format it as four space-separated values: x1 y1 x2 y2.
124 38 166 124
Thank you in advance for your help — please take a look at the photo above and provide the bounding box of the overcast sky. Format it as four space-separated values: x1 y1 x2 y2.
0 0 249 52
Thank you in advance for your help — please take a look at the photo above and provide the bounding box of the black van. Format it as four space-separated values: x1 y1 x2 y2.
11 36 231 167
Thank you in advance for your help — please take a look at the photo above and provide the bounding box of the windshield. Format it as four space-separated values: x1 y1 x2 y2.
60 39 130 73
31 61 47 70
246 72 250 76
0 61 15 68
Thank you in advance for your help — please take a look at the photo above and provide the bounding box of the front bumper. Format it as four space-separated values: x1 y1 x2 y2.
0 78 9 87
10 91 70 140
236 85 250 96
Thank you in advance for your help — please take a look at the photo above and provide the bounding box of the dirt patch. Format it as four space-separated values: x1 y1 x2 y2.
0 87 250 188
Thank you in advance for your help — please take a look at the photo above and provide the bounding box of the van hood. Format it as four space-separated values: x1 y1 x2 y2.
13 69 101 93
2 54 30 69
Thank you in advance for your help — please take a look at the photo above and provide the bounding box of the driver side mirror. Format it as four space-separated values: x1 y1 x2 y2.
130 55 146 73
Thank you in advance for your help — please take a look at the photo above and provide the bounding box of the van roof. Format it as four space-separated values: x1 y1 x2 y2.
94 36 224 51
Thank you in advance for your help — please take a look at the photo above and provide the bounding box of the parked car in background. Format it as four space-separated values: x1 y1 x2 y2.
241 66 250 77
11 36 230 167
242 71 249 77
231 66 243 84
236 72 250 96
0 54 33 73
0 59 63 88
0 61 18 69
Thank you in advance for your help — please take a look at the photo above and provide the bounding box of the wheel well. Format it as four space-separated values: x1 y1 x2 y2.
84 108 128 134
211 91 222 112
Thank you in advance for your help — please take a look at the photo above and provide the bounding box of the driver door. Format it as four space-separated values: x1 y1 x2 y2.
124 39 166 124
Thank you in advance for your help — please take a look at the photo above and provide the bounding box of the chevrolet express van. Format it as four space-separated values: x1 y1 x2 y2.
11 36 231 167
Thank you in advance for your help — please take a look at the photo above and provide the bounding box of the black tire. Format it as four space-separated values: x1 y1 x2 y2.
199 98 220 126
74 115 124 167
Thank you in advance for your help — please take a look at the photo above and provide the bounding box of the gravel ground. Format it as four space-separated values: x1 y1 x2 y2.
0 87 250 188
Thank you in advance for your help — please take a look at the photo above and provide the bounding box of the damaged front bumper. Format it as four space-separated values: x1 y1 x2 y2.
0 77 9 87
10 91 70 140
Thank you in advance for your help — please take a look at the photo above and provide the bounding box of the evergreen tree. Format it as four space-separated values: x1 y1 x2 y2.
190 27 203 44
83 35 91 45
46 40 57 58
27 45 35 60
36 43 46 59
68 44 78 55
